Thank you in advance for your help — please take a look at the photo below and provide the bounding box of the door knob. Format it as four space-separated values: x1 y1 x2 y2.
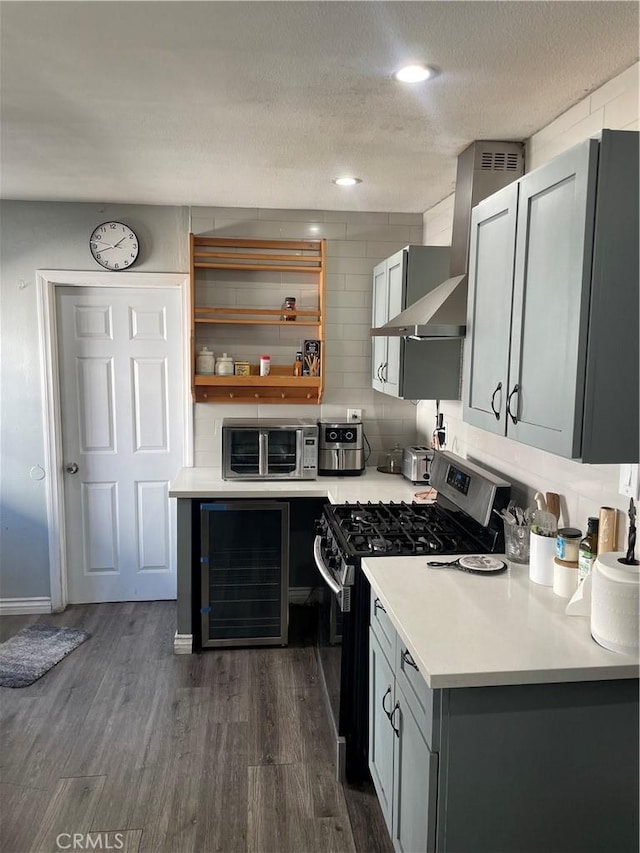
65 462 79 474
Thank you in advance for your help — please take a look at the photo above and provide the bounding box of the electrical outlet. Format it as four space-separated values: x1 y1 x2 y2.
619 464 640 500
347 408 362 422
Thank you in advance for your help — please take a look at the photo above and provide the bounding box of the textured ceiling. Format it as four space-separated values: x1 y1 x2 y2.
1 1 638 212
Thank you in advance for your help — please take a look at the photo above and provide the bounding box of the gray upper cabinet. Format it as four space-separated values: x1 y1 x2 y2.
372 245 463 400
463 130 639 463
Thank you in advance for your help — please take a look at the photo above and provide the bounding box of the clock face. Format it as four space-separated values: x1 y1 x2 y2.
89 221 139 270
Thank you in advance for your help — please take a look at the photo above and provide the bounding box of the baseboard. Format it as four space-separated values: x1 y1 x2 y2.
288 587 317 605
173 632 193 654
0 596 52 615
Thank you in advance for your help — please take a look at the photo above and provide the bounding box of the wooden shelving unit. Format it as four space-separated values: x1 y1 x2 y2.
190 235 326 404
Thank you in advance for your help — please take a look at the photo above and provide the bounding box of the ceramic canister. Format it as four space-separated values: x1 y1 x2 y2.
529 530 556 586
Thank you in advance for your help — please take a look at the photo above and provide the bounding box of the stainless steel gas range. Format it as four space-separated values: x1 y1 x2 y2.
313 450 511 783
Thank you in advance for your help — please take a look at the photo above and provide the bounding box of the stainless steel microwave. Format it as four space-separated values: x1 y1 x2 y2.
222 419 318 480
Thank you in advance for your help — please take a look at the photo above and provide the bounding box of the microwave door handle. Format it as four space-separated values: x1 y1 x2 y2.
259 430 268 476
296 428 304 476
313 536 342 596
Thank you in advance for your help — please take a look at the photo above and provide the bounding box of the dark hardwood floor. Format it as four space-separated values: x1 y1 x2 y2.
0 603 393 853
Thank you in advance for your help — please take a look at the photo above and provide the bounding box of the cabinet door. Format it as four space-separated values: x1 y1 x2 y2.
372 259 388 393
383 251 405 398
369 630 396 834
507 139 598 457
392 685 438 853
463 182 518 434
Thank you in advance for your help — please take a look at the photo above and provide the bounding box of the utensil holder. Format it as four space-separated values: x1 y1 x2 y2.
529 531 556 585
503 522 531 564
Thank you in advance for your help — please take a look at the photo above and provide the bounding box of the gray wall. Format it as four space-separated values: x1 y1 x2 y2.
0 201 189 599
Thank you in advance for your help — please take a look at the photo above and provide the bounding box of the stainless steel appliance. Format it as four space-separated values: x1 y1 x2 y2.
402 445 434 484
313 450 511 782
317 421 365 476
222 418 318 480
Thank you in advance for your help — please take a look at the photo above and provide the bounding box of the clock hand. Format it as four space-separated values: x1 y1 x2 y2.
92 240 116 250
112 236 128 248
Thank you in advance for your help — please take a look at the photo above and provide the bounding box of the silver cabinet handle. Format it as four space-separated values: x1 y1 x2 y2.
65 462 79 475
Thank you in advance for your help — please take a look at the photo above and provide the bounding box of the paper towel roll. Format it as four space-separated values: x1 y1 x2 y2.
597 507 618 555
591 552 640 655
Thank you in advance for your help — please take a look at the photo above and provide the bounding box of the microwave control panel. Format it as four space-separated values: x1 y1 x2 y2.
303 436 318 469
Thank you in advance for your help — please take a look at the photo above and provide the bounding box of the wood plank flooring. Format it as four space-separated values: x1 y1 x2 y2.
0 603 392 853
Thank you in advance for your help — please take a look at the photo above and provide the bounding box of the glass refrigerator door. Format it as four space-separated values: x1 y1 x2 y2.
200 501 289 646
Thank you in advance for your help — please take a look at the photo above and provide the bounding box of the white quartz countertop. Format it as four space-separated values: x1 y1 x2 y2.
361 555 639 689
169 466 428 504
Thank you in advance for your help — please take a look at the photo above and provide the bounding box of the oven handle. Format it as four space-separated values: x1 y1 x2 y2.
313 536 342 597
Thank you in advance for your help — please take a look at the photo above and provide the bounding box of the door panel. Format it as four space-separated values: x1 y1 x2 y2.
463 183 518 433
57 285 184 603
509 140 598 456
369 630 395 833
372 261 388 392
384 252 404 396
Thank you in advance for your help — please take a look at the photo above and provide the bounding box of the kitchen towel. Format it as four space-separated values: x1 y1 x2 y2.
0 624 91 688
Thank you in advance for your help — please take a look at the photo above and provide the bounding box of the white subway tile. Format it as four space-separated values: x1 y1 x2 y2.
325 274 346 291
345 274 373 292
326 240 368 257
324 211 390 225
326 290 368 309
345 222 414 242
365 241 409 258
604 86 640 128
590 62 640 112
257 208 324 222
326 256 377 275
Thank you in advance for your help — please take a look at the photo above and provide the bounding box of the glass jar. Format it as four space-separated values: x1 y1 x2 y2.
280 297 296 321
196 347 215 375
214 353 234 376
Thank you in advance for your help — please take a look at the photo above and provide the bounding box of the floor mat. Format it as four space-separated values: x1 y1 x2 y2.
0 624 91 687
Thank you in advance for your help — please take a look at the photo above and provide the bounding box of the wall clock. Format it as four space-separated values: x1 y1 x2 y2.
89 221 139 270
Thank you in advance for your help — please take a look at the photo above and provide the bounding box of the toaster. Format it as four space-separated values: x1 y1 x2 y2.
402 446 434 484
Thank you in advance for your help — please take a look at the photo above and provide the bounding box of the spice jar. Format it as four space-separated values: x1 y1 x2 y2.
556 527 582 562
259 355 271 376
280 297 296 321
196 347 215 375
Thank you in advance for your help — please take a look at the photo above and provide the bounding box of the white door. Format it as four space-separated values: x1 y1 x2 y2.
56 285 184 603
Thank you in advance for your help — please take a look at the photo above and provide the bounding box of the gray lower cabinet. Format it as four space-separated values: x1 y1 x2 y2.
369 596 639 853
372 245 461 401
370 600 438 853
463 129 639 463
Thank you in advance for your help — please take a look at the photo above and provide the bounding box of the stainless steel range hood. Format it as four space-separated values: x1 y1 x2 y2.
372 140 524 339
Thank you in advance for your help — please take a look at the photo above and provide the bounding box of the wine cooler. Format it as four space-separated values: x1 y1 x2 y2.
200 500 289 647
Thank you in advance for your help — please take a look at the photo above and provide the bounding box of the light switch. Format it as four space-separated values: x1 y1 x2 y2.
618 464 639 500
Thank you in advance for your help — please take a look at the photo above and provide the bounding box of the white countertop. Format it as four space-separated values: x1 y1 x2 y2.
361 555 639 689
169 466 428 504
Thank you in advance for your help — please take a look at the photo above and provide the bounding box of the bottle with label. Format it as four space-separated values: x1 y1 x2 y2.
578 517 599 581
259 355 271 376
280 297 296 321
293 351 303 376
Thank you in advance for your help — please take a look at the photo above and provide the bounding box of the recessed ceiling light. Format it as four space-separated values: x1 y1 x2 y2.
333 176 362 187
394 64 434 83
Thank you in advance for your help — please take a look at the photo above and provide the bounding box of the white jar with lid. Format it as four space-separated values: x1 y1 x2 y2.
259 355 271 376
196 347 215 375
214 353 234 376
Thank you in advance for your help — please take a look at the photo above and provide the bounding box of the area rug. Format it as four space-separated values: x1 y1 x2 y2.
0 624 91 688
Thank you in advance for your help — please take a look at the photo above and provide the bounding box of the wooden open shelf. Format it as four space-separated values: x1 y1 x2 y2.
190 235 326 404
